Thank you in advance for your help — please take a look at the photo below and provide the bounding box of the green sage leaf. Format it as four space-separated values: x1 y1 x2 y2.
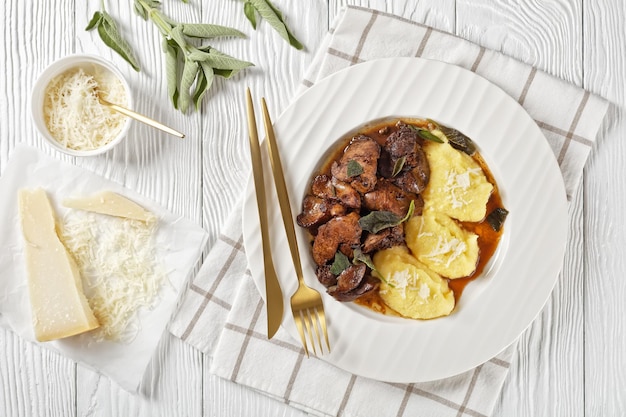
407 125 443 143
179 59 199 113
163 39 179 109
194 62 214 110
213 68 237 78
391 156 406 177
359 200 415 234
181 23 246 39
133 0 148 20
85 11 103 31
96 12 140 71
248 0 304 50
244 1 257 29
170 25 188 49
346 160 364 178
202 48 254 70
330 251 351 275
352 248 378 273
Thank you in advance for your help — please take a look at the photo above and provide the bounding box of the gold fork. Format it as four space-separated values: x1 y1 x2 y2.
258 96 331 357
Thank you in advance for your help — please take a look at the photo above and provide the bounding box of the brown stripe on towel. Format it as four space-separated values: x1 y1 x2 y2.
518 67 537 106
328 47 366 64
470 47 486 72
489 357 511 368
230 299 264 381
557 91 591 165
456 365 484 417
337 374 358 416
352 10 380 64
395 384 415 417
536 120 594 146
181 235 244 341
283 351 306 405
415 27 433 57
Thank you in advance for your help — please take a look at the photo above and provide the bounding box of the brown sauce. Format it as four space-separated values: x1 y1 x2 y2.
306 118 505 313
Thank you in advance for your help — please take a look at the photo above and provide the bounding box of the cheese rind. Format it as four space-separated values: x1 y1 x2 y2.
19 188 99 342
63 191 154 222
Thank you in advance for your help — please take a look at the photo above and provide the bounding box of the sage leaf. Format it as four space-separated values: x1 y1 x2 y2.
85 11 103 31
96 11 140 71
486 207 509 232
417 129 444 143
407 125 443 143
440 126 477 155
359 200 415 234
248 0 304 50
391 156 406 178
330 251 351 275
133 0 148 20
163 39 179 109
346 160 364 178
170 25 187 49
244 1 257 29
179 59 199 113
202 48 254 70
194 62 214 110
182 23 246 39
213 68 237 78
352 248 378 273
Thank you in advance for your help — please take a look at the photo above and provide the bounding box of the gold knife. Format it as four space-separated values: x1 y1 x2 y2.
245 88 284 339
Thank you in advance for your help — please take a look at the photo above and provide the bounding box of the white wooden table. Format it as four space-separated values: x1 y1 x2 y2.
0 1 623 416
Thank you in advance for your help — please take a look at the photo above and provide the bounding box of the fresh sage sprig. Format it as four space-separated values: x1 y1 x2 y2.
134 0 253 113
241 0 303 50
86 3 140 71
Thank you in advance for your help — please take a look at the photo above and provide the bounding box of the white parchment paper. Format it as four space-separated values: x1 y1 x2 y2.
0 146 208 392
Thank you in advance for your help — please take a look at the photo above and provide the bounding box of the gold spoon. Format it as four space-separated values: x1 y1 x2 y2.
97 93 185 139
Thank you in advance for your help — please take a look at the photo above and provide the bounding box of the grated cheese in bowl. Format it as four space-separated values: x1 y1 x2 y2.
31 55 132 156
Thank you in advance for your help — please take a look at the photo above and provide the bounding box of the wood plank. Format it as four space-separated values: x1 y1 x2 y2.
456 1 585 416
583 0 626 414
0 1 77 416
72 1 204 416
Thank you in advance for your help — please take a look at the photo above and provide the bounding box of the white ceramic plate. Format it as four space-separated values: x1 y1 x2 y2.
242 57 568 383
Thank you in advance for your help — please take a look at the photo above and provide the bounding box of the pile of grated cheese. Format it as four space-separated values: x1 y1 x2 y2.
43 66 128 151
60 211 165 343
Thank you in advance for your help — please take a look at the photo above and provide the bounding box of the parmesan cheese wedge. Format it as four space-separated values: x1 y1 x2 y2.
18 188 99 342
63 191 154 222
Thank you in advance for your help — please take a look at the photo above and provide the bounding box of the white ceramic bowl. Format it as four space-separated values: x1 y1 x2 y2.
31 54 133 156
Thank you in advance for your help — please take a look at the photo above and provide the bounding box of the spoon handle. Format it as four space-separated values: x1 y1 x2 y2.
99 97 185 139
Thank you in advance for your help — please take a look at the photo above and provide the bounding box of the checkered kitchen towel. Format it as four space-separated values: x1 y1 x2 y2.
170 6 609 417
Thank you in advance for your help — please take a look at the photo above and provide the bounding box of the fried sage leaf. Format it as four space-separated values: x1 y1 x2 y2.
347 160 364 178
486 207 509 232
391 155 406 178
439 125 477 155
330 251 351 275
352 247 378 273
407 125 444 143
359 200 415 234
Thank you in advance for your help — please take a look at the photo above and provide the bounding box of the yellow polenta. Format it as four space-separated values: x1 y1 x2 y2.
422 131 493 222
405 210 479 279
373 246 455 319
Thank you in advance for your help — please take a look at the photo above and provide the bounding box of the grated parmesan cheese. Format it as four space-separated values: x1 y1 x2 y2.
60 210 164 343
43 66 128 151
443 167 482 209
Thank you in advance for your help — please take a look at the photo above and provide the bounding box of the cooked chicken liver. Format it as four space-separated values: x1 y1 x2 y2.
331 135 380 194
312 212 362 266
